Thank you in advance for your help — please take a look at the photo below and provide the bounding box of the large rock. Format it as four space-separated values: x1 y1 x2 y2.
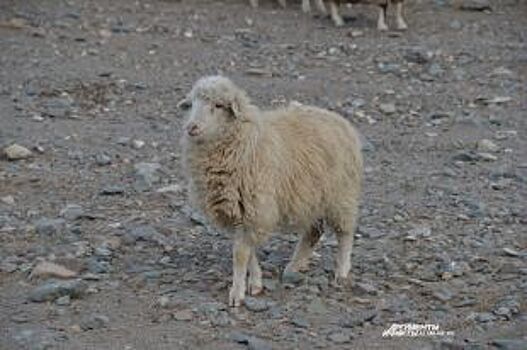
28 280 88 302
4 144 32 160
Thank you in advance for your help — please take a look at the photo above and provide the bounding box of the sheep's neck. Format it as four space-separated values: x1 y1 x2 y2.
195 122 260 227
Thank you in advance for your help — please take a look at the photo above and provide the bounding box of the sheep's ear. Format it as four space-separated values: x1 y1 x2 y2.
177 97 192 111
229 97 244 119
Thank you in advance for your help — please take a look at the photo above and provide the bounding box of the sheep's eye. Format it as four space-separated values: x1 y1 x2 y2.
177 99 192 111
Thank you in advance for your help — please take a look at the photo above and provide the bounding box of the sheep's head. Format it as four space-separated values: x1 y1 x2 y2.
181 76 250 143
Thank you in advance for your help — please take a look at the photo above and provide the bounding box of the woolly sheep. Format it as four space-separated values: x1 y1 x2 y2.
249 0 327 13
180 76 363 307
325 0 407 30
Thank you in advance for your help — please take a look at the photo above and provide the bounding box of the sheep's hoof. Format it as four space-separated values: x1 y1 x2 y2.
377 23 389 31
229 288 244 307
332 275 351 289
248 283 263 296
396 21 408 31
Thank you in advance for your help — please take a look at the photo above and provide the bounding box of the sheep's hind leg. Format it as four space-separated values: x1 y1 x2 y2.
377 4 389 31
229 235 251 307
329 1 344 27
315 0 327 14
284 221 323 274
302 0 311 13
330 210 357 286
395 2 407 30
248 248 263 296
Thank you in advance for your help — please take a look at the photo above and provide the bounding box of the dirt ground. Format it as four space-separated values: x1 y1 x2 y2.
0 0 526 349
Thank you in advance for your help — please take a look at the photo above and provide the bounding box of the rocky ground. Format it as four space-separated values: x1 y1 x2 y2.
0 0 526 349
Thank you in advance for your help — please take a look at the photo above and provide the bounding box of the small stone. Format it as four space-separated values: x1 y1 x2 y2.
490 339 526 350
474 312 495 323
31 261 77 279
291 316 310 328
132 139 145 149
408 226 432 238
60 204 84 221
156 184 182 194
4 144 32 160
327 331 352 344
1 195 15 205
173 310 193 321
282 271 304 285
100 185 125 195
133 162 161 191
29 280 87 302
248 337 272 350
34 218 66 236
353 282 377 296
95 153 112 166
502 248 521 257
477 152 498 162
55 295 71 306
87 259 111 274
157 296 170 308
432 288 454 302
244 297 270 312
379 103 396 115
477 139 499 152
459 0 491 12
80 314 109 331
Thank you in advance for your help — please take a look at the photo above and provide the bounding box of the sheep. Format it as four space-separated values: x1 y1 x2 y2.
324 0 408 30
249 0 327 14
180 76 363 307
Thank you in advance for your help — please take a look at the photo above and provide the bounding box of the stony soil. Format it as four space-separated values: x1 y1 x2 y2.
0 0 526 349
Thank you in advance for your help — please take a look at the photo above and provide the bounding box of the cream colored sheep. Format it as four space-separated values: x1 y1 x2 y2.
249 0 327 13
325 0 407 30
180 76 363 307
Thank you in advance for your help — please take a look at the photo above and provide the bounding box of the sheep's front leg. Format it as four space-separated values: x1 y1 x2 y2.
277 0 287 8
377 4 389 31
395 2 407 30
315 0 327 14
302 0 311 13
248 248 263 296
249 0 258 8
229 235 251 307
329 1 344 27
284 222 323 273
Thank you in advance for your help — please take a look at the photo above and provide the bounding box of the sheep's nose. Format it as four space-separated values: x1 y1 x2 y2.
186 123 201 137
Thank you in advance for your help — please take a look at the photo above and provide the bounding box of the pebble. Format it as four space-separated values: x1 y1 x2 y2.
282 270 304 285
95 153 112 166
327 331 352 344
55 295 71 306
432 288 454 302
31 261 77 279
29 280 87 302
477 139 499 152
80 314 109 331
1 195 15 205
291 316 310 328
100 185 125 195
34 218 66 236
379 103 396 115
173 310 193 321
4 144 32 160
459 0 491 12
156 184 182 194
60 204 84 221
490 339 526 350
244 297 270 312
477 152 498 162
133 162 161 191
132 139 145 149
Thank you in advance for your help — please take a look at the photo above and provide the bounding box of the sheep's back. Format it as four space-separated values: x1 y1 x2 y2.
260 106 362 227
